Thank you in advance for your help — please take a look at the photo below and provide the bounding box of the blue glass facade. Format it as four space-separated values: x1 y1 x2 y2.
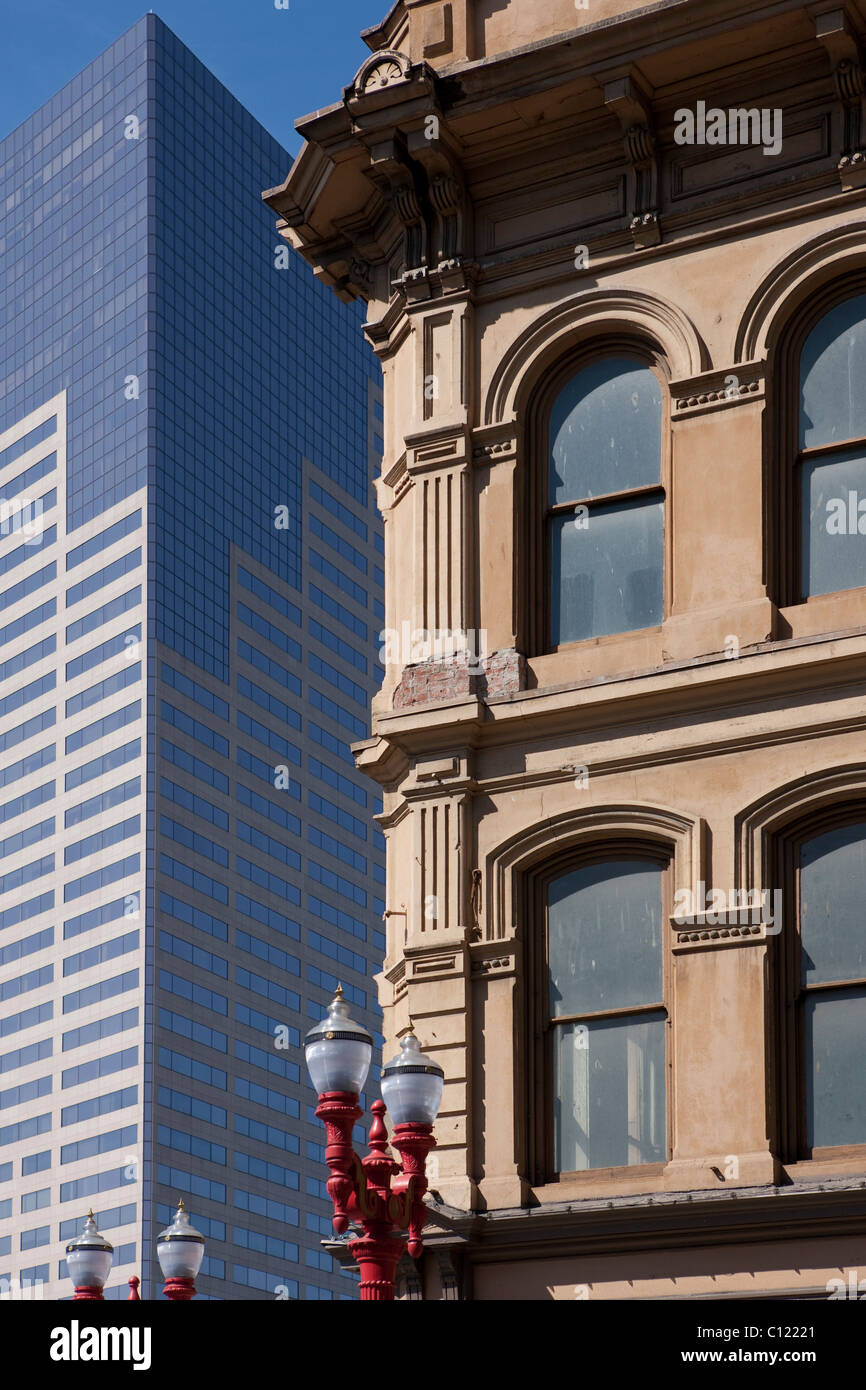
0 14 376 676
0 29 148 528
148 22 375 677
0 14 385 1302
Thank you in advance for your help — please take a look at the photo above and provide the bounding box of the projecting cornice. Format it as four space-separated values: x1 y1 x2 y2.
266 0 861 319
420 1176 866 1262
264 50 473 309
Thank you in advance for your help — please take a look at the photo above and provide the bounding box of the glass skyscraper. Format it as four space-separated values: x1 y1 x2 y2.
0 14 385 1300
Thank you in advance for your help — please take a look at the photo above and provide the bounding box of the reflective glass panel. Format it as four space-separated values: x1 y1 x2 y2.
805 988 866 1148
553 1012 666 1172
550 358 662 503
800 294 866 449
801 450 866 597
800 822 866 984
551 498 663 645
548 859 663 1017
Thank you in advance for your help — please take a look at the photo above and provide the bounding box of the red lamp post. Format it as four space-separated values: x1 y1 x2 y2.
307 987 444 1301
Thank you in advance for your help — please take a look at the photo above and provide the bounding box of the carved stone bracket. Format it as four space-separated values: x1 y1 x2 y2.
396 1251 423 1299
429 172 464 269
408 125 472 279
314 249 376 302
815 10 866 188
603 74 661 247
357 116 432 292
391 174 429 280
435 1248 461 1300
347 53 472 296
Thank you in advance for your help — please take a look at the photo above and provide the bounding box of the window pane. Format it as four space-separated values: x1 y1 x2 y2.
800 822 866 984
805 988 866 1148
550 358 661 504
553 1012 666 1171
548 859 663 1017
800 294 866 449
551 497 663 644
801 449 866 597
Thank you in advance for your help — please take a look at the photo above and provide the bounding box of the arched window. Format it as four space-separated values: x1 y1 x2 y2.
798 293 866 597
794 819 866 1152
540 854 668 1175
545 356 665 647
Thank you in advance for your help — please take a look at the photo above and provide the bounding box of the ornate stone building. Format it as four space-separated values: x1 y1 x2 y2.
265 0 866 1298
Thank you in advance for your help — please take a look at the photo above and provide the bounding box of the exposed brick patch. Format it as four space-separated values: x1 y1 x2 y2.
393 648 525 708
393 653 474 708
481 648 525 700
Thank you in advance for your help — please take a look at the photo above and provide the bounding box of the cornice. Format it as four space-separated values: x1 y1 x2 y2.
467 179 866 312
365 629 866 766
268 2 866 328
422 1176 866 1260
361 2 407 55
429 0 835 102
472 705 866 796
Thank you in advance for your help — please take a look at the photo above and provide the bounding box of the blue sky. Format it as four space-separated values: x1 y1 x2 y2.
0 0 385 154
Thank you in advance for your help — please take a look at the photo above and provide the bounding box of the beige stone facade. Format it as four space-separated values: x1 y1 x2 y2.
266 0 866 1297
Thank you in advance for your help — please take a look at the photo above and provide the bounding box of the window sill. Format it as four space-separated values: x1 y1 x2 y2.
784 1148 866 1181
531 1150 866 1207
532 1163 667 1205
528 597 776 689
780 585 866 640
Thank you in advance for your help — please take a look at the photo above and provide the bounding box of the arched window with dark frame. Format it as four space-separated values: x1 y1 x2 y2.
780 816 866 1155
542 354 666 649
796 291 866 598
530 850 669 1177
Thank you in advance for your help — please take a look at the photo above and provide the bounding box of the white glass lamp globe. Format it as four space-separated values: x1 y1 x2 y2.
305 985 373 1096
156 1200 206 1282
381 1029 444 1125
66 1212 114 1291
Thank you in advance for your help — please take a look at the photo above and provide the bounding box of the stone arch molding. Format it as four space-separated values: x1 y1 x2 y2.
734 220 866 363
349 50 413 99
736 763 866 895
483 287 709 427
486 802 705 942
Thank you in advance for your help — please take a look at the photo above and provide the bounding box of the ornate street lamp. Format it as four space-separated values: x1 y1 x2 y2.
66 1200 205 1301
156 1200 206 1301
65 1211 113 1301
305 985 444 1301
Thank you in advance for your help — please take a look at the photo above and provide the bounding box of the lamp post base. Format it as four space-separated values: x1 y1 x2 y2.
350 1235 405 1301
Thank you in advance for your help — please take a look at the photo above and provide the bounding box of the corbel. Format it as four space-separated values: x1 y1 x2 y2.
364 137 431 298
407 122 472 284
603 73 661 248
814 8 866 188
